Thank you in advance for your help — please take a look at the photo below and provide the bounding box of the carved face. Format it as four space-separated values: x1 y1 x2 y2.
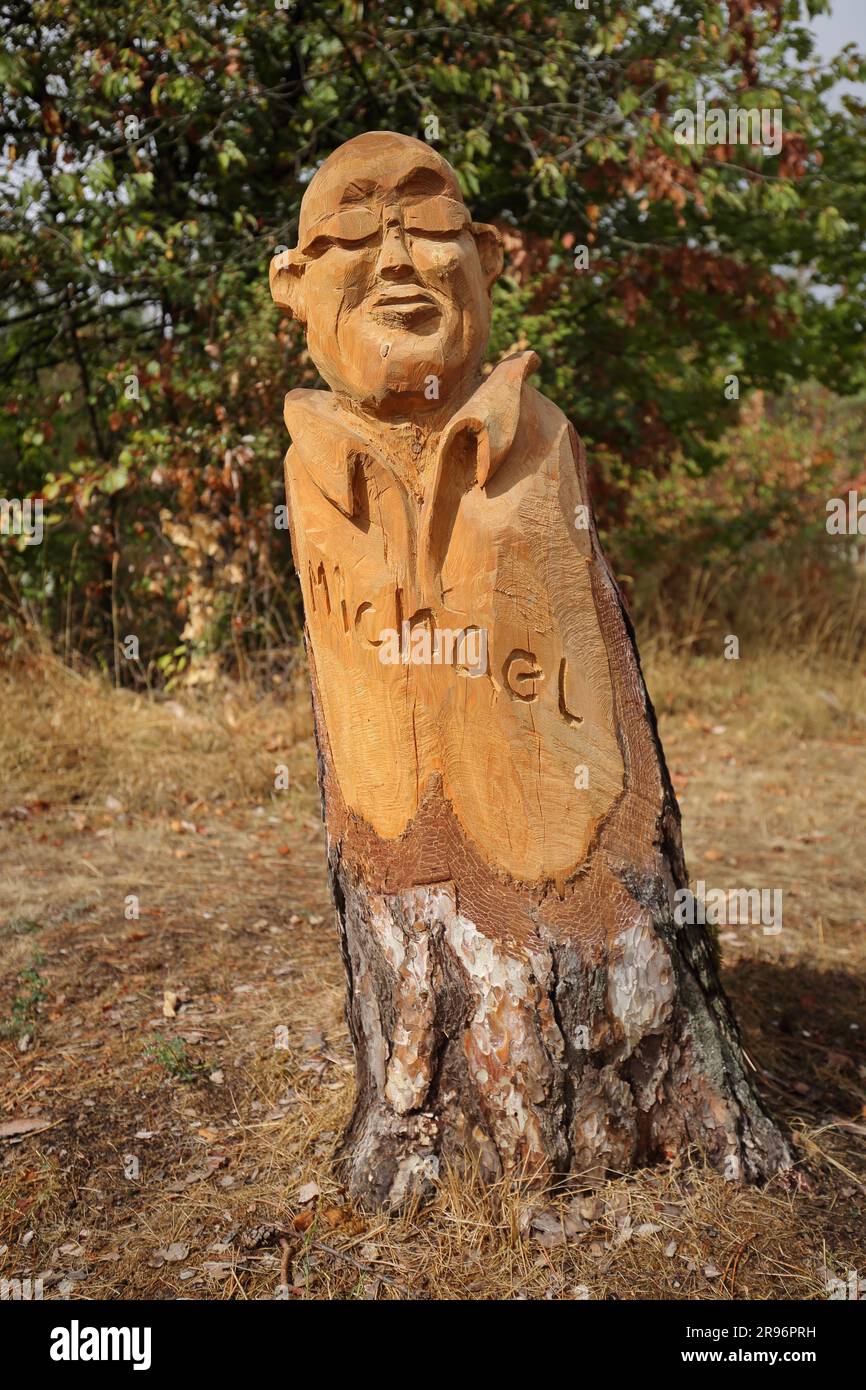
270 133 503 416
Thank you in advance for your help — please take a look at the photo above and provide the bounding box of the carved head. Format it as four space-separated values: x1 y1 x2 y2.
270 132 503 417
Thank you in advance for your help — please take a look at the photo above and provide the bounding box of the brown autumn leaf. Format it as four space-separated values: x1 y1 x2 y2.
0 1116 51 1140
164 1155 226 1192
42 103 63 135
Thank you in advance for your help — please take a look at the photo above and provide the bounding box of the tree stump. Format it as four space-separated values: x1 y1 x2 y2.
270 131 791 1208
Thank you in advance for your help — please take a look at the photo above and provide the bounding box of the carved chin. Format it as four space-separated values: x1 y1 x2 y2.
313 315 485 407
329 341 453 406
363 358 445 408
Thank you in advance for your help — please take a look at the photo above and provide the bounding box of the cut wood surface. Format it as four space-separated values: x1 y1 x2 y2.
283 351 623 885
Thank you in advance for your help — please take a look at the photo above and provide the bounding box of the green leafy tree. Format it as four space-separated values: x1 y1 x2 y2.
0 0 863 676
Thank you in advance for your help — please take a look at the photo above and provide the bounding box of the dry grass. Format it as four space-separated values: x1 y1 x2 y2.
0 644 314 816
0 645 864 1300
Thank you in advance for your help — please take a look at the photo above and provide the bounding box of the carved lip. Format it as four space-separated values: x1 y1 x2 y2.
371 286 438 310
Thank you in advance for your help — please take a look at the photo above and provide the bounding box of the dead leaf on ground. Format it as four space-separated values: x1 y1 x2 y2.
153 1242 189 1265
0 1116 52 1139
165 1155 226 1191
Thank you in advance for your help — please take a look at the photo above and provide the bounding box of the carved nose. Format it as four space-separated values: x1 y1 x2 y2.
377 223 415 280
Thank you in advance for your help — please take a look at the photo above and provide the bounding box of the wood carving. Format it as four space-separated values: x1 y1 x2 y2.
270 132 791 1207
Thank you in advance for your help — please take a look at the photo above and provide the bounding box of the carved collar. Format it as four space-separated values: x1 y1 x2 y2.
283 349 540 518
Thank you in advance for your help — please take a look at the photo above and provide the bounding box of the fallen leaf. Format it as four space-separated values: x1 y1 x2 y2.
0 1116 51 1139
529 1210 568 1248
576 1196 604 1221
156 1242 188 1263
635 1222 663 1238
165 1155 226 1191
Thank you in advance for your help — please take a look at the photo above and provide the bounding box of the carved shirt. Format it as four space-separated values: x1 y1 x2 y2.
282 350 623 881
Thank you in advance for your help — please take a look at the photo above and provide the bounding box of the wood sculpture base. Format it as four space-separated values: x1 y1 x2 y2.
291 408 793 1209
329 863 791 1208
311 667 791 1210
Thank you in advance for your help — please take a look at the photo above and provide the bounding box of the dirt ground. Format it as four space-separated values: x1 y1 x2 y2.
1 648 864 1300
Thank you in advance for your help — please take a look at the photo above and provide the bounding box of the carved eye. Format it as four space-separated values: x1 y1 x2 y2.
402 197 469 238
302 207 380 257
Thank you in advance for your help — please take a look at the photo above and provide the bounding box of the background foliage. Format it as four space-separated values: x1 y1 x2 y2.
1 0 864 683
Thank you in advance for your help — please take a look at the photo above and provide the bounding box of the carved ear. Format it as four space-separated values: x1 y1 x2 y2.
470 221 504 292
269 248 307 322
